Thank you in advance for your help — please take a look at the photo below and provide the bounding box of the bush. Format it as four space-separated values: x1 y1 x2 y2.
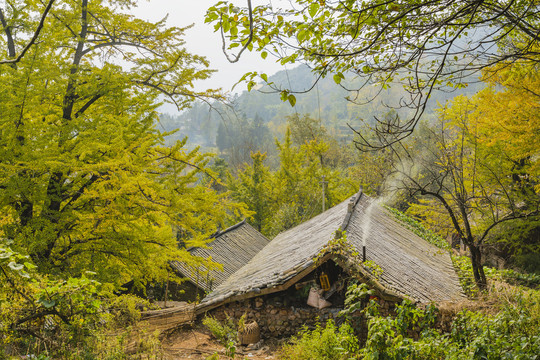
339 281 374 321
446 292 540 359
0 248 110 358
202 316 237 346
280 320 359 360
360 290 540 359
0 242 162 360
513 252 540 274
360 300 439 360
453 255 540 297
108 294 158 326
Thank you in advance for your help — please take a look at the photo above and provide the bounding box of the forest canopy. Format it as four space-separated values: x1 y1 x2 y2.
0 0 247 289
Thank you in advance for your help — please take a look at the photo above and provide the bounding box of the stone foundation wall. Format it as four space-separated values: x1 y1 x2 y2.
209 298 340 338
204 293 398 340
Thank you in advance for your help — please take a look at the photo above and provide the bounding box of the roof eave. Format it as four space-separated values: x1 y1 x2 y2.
196 253 334 315
195 248 412 315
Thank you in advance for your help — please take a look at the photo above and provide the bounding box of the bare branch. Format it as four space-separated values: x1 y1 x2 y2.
221 0 253 63
0 0 55 65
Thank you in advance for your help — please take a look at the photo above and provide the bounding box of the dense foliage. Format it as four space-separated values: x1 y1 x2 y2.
0 240 165 357
227 126 359 237
0 0 244 357
0 0 246 288
282 282 540 360
390 61 540 289
360 290 540 360
280 320 359 360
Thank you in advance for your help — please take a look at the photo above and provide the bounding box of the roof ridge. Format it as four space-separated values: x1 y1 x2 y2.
211 219 247 239
339 187 364 234
183 219 251 253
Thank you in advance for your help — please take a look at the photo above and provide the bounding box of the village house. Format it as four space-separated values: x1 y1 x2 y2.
194 189 465 339
169 220 271 301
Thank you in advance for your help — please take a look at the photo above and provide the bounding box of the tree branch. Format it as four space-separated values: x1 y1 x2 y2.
0 0 55 65
0 264 35 308
222 0 253 63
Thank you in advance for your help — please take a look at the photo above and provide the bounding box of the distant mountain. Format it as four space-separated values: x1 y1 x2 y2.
159 64 485 149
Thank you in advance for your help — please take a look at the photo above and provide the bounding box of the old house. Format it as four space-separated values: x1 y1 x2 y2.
195 189 465 338
169 220 271 301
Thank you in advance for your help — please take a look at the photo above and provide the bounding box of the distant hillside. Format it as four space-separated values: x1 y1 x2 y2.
158 64 485 149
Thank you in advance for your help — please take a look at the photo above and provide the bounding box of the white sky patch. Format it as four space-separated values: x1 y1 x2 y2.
131 0 288 114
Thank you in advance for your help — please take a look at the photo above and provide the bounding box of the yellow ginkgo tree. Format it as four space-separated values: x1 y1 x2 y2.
474 62 540 194
394 66 540 289
0 0 245 289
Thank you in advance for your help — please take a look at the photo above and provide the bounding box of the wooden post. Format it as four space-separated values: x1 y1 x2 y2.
363 245 366 262
320 176 328 212
164 271 169 308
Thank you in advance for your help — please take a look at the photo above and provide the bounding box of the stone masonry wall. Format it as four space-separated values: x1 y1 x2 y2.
204 292 397 341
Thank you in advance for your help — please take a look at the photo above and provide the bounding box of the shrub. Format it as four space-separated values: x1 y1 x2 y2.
202 316 237 346
360 289 540 359
360 300 439 360
108 294 158 326
498 268 540 288
339 281 374 321
280 320 359 360
453 255 540 297
513 252 540 274
0 242 162 360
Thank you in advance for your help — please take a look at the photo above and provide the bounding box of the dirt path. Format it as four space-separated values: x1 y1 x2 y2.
162 325 281 360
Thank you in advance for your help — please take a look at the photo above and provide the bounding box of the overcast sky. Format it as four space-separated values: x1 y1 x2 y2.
132 0 288 113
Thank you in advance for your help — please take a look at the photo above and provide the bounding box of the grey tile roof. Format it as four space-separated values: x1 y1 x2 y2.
170 220 271 291
346 196 465 303
200 198 350 306
199 191 465 310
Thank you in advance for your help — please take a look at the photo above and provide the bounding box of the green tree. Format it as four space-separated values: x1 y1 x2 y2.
395 94 540 289
229 151 271 232
287 113 327 146
216 121 233 153
268 127 355 236
207 0 540 148
227 126 357 237
0 0 241 288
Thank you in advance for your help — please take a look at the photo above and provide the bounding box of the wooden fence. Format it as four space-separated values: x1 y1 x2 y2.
140 303 196 332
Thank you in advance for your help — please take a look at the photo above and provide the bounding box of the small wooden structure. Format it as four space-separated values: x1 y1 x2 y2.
140 303 196 332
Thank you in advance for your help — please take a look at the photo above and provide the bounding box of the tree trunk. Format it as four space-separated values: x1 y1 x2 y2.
0 7 17 61
469 244 487 290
